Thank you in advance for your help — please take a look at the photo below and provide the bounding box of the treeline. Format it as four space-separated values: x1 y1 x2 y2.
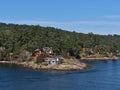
0 22 120 59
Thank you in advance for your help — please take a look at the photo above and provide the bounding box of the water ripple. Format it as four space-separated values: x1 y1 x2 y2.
0 60 120 90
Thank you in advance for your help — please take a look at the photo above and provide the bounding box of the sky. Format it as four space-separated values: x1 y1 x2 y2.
0 0 120 35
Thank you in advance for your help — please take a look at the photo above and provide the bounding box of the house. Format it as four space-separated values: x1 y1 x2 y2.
44 57 57 65
33 47 53 56
55 55 64 64
44 56 64 65
41 47 53 54
33 48 42 56
84 48 94 55
32 47 64 65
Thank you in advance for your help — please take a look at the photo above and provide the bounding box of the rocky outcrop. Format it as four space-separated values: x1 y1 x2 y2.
0 59 90 71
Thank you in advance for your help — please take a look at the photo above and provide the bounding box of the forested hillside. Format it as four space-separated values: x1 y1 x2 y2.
0 22 120 60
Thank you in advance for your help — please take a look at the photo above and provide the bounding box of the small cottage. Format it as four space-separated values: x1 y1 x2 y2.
44 56 63 65
44 57 56 65
85 48 94 55
55 55 64 64
33 47 53 56
32 47 64 65
41 47 53 54
33 48 42 56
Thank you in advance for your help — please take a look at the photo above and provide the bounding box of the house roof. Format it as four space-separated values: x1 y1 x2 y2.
42 47 52 52
44 57 56 62
55 55 64 60
34 48 40 52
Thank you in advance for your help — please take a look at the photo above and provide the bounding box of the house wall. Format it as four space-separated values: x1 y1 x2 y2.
50 59 57 65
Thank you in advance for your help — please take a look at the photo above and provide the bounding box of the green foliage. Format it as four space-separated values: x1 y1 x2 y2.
0 22 120 59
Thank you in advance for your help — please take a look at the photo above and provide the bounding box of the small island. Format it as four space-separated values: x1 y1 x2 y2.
0 47 89 71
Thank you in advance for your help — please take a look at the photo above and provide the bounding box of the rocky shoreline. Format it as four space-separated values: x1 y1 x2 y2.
0 56 119 71
0 59 90 71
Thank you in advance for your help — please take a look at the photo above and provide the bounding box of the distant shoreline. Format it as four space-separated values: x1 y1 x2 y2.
81 57 119 61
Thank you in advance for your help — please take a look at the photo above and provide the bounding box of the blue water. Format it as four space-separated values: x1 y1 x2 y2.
0 60 120 90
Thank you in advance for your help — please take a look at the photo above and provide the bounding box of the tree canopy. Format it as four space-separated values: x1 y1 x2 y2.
0 22 120 60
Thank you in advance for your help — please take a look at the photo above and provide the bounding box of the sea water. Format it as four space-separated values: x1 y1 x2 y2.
0 60 120 90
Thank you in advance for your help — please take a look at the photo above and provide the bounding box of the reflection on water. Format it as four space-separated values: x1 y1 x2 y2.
0 60 120 90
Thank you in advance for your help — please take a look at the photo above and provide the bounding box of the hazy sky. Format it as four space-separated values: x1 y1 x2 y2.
0 0 120 35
